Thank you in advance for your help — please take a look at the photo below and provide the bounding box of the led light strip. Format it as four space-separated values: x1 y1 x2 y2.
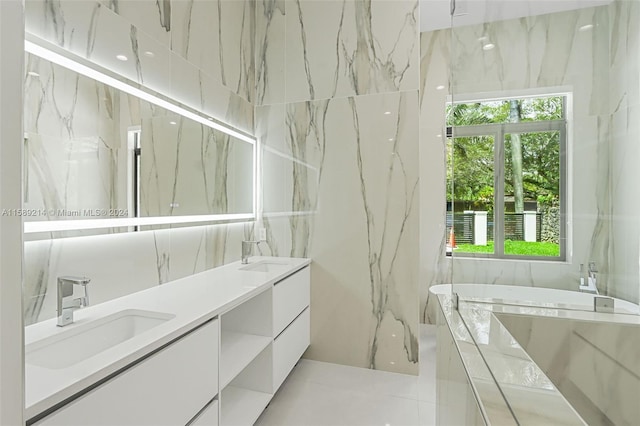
23 36 259 233
24 213 254 233
24 39 255 145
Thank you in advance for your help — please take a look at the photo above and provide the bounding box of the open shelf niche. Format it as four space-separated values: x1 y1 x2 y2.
219 289 273 425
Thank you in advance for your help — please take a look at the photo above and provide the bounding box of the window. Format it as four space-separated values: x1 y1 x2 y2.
446 95 566 260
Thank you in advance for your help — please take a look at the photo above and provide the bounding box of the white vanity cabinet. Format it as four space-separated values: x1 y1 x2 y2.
273 266 310 336
188 399 219 426
27 259 311 426
272 266 311 392
273 307 310 391
218 265 311 425
33 319 219 426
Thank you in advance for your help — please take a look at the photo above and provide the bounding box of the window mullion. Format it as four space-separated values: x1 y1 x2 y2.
559 123 567 261
495 130 505 257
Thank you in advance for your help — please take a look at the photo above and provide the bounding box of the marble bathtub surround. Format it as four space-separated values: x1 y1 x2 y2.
436 297 517 425
438 296 588 425
497 312 640 425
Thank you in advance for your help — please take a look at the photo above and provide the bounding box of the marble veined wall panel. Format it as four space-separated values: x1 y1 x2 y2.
169 0 256 104
608 1 640 306
418 6 627 320
23 0 257 325
255 0 285 106
25 0 254 133
265 91 420 374
419 29 451 323
255 0 421 374
139 113 253 217
283 0 419 103
23 53 126 224
23 221 248 325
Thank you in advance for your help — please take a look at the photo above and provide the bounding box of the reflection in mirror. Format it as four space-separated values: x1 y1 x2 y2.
23 47 255 238
138 111 254 217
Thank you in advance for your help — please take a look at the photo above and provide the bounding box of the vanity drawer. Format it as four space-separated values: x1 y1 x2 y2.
273 307 310 391
34 319 219 426
273 266 310 336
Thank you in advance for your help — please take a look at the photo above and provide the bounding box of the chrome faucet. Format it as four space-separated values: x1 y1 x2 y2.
241 240 261 264
57 276 91 327
579 262 599 294
588 261 598 291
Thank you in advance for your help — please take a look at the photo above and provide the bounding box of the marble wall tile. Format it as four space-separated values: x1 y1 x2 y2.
26 1 152 89
608 1 640 306
416 5 640 320
171 0 221 82
170 0 256 104
100 0 172 48
255 0 421 374
139 113 253 217
23 222 248 325
23 53 126 223
419 29 451 323
283 0 419 103
23 0 258 327
264 91 419 374
25 0 254 133
23 230 163 325
218 0 255 103
255 0 286 105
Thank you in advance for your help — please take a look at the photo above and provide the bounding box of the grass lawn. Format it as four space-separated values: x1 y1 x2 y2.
454 240 560 257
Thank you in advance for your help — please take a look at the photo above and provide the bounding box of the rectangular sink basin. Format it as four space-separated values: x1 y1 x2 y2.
26 309 175 370
239 260 291 273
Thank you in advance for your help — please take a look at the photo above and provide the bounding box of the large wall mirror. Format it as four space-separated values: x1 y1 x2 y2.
22 39 256 239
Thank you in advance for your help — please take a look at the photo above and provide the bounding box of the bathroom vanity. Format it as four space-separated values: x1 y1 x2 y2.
25 257 311 426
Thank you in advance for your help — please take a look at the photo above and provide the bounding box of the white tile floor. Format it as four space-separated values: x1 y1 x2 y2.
256 325 437 426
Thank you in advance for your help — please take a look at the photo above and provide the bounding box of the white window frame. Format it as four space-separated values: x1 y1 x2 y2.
447 94 568 261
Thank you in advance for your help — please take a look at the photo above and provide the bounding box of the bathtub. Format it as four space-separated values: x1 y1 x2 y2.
429 283 640 315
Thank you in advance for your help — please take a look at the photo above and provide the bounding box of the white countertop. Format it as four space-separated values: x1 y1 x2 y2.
25 256 311 420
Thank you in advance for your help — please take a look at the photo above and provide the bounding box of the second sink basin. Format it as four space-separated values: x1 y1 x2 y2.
26 309 175 370
239 260 292 273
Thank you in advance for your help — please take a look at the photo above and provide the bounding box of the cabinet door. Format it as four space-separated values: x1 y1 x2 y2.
273 308 310 391
35 319 219 426
273 266 310 337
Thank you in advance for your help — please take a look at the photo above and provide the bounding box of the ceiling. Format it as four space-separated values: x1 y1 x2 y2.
420 0 613 32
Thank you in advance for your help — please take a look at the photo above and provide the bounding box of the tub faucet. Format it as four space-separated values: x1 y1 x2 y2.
588 261 598 289
241 240 261 264
579 262 599 294
57 276 91 327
